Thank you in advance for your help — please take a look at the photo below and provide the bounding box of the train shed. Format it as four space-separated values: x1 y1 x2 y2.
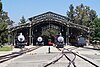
9 12 90 46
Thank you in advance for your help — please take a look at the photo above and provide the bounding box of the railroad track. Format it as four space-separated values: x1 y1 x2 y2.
43 46 78 67
43 46 99 67
0 46 40 63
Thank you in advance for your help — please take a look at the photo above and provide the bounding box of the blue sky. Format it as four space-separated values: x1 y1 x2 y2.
2 0 100 23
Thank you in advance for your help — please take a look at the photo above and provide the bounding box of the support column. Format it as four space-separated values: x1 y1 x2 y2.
8 30 11 45
29 24 32 45
32 28 33 45
12 31 16 46
67 25 69 45
28 18 33 46
12 32 14 46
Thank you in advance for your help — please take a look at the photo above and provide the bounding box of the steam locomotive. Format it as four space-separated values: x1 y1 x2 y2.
55 35 86 48
15 33 26 48
55 35 65 48
36 36 44 46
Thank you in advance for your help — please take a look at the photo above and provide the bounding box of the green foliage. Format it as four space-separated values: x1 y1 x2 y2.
42 25 60 39
67 4 75 22
91 18 100 40
19 16 26 25
67 4 97 26
0 14 8 44
0 1 14 45
67 4 99 42
0 0 2 12
42 28 59 37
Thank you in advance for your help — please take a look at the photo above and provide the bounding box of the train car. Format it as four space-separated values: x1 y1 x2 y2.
69 35 86 47
55 35 65 48
76 35 86 47
36 36 44 46
15 33 26 48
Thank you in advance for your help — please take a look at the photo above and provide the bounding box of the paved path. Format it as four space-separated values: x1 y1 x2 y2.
65 45 100 66
1 46 99 67
76 46 100 66
5 46 60 67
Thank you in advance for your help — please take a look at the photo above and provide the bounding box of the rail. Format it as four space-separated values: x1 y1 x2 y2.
43 46 99 67
0 46 40 63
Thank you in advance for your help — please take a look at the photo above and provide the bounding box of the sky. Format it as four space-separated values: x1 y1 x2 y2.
2 0 100 23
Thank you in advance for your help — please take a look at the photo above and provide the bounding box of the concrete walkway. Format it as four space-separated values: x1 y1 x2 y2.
0 46 61 67
3 46 97 67
28 46 60 54
1 45 100 67
64 45 100 66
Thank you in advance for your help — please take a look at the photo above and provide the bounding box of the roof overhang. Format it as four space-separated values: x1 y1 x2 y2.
10 11 90 32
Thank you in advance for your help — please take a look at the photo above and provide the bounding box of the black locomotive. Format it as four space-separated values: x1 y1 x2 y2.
36 36 44 46
15 33 26 48
55 35 65 48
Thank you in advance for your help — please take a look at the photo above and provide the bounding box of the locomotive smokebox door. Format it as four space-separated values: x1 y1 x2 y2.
18 33 25 42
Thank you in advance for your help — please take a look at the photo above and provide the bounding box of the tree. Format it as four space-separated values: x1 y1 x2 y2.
19 16 26 25
0 0 2 11
91 18 100 41
67 4 97 27
0 12 8 45
0 1 13 46
42 25 59 37
67 4 75 22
